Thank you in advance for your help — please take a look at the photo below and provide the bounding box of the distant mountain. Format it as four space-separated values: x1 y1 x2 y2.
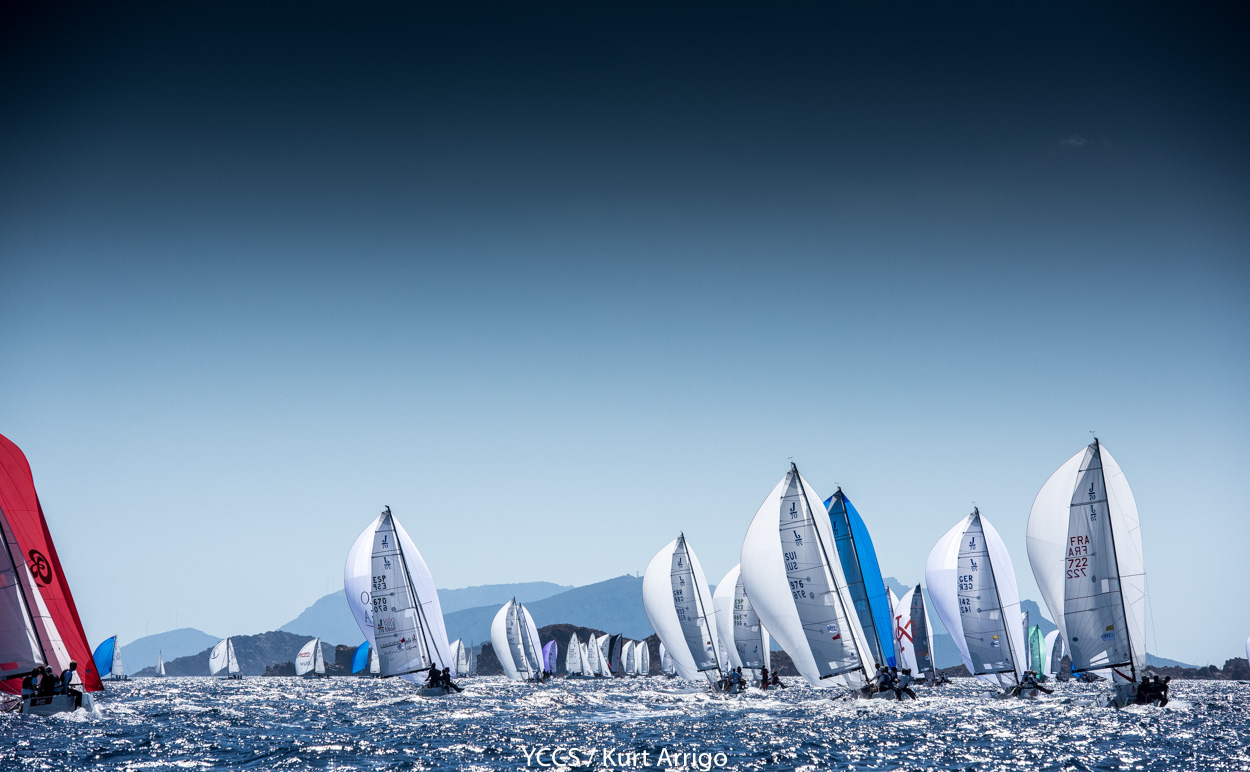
1147 653 1197 669
280 581 572 645
132 631 355 677
444 576 652 649
115 628 220 676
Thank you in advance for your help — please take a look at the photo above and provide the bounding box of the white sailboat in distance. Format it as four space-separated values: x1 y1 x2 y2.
208 638 241 678
156 650 165 677
642 533 723 686
491 598 543 681
295 637 327 677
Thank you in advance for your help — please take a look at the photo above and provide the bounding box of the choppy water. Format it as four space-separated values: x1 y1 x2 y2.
4 677 1248 770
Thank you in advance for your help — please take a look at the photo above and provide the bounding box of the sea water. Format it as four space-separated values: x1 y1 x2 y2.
3 677 1247 770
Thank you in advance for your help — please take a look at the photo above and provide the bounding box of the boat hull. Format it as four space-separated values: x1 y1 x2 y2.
22 692 95 716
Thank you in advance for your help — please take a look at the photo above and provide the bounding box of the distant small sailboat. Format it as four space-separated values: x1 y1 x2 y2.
351 640 379 676
622 639 636 676
1 431 103 714
638 641 650 676
894 584 938 685
584 632 603 676
565 632 588 677
1042 630 1064 679
596 634 612 677
740 464 875 691
926 507 1025 693
825 488 896 668
642 533 723 686
295 637 327 677
209 638 241 678
1027 439 1147 707
156 650 165 677
542 640 558 675
712 564 771 683
345 507 453 686
449 639 472 677
93 635 127 681
1027 625 1045 677
491 598 543 681
659 642 676 677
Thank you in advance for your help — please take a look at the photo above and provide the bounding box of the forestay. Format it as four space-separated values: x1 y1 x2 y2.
740 464 873 689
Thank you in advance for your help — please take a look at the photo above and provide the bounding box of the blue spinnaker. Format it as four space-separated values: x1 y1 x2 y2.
92 635 117 678
352 641 370 674
825 489 896 668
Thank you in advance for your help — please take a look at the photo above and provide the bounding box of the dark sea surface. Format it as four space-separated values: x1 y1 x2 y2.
3 676 1247 770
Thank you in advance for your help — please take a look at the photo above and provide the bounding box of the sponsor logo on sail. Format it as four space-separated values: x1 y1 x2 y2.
28 549 52 585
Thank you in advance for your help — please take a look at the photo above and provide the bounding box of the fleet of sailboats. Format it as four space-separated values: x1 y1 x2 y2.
0 427 1178 710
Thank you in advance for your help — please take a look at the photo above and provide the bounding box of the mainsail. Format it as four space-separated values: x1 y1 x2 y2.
1043 630 1063 677
740 464 874 689
450 639 472 676
712 564 770 674
209 637 240 676
345 507 453 681
642 534 722 684
490 598 543 681
825 488 894 668
926 508 1024 690
295 638 324 676
1026 440 1146 694
565 633 585 675
1028 626 1044 673
0 432 103 694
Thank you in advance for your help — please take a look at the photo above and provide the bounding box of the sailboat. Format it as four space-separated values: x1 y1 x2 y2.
659 642 676 677
638 641 650 676
825 488 896 668
1027 625 1045 678
208 638 241 678
344 506 454 689
894 584 938 685
642 533 723 686
1 432 103 714
740 464 875 691
596 633 612 676
565 632 588 677
584 632 603 677
712 564 771 684
542 640 558 676
449 639 472 677
491 598 543 681
295 637 327 677
926 507 1025 694
156 650 165 677
351 640 380 676
1026 438 1147 706
1043 630 1064 679
93 635 127 681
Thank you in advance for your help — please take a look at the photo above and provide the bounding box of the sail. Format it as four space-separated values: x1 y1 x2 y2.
639 641 650 675
908 585 936 677
1027 441 1146 684
596 634 611 676
449 639 471 676
227 638 239 675
926 509 1024 689
93 635 118 679
622 640 635 675
543 640 558 674
209 638 229 676
565 633 583 675
642 534 721 683
352 641 371 674
713 564 770 672
157 650 165 676
490 599 542 680
825 488 894 668
345 508 453 679
370 642 380 674
296 638 319 676
584 632 601 675
660 642 676 675
0 432 103 694
740 465 874 688
1043 629 1063 676
1028 626 1044 673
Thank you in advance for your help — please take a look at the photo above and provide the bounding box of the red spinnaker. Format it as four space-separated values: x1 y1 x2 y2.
0 432 102 693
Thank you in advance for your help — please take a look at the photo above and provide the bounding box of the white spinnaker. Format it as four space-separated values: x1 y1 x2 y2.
1043 629 1063 677
347 510 454 680
642 535 721 682
209 638 229 676
490 602 520 680
1026 441 1146 681
295 638 319 676
925 510 1025 689
491 599 542 680
740 466 874 689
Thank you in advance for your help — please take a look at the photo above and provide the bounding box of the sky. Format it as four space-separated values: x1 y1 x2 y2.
1 2 1247 666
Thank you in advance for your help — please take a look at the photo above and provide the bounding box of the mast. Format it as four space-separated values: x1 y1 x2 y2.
794 463 872 685
679 533 721 676
385 507 440 672
971 508 1020 687
1093 438 1137 681
0 512 49 667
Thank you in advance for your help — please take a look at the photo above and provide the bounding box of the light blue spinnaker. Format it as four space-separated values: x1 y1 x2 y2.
352 641 371 674
93 635 119 679
825 488 895 668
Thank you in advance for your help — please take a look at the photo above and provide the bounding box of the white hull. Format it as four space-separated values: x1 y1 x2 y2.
22 692 95 716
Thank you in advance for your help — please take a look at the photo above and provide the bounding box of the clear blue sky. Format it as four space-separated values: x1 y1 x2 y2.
2 3 1246 664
